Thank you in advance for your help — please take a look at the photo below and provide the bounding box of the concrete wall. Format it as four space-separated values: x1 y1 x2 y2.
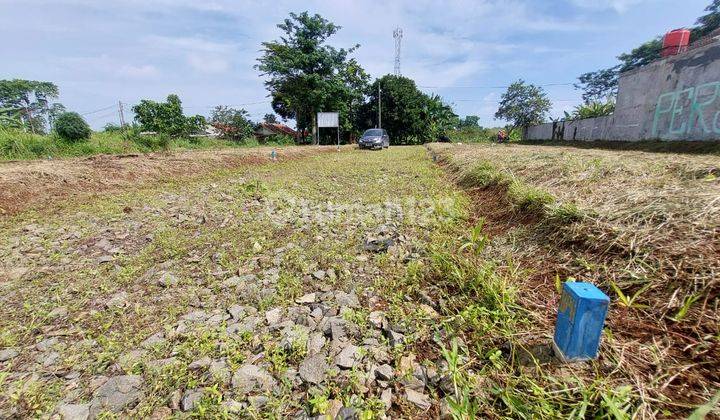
525 38 720 141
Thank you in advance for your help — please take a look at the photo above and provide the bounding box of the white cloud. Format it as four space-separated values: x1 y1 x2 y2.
570 0 645 13
117 64 160 78
186 54 230 73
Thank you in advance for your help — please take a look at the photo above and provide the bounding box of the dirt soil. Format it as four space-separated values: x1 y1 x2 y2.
0 146 337 217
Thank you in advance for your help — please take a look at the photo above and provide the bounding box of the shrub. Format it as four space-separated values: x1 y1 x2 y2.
54 112 91 142
103 123 122 133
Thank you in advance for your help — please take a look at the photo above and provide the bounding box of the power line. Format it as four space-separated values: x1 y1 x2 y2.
453 98 578 102
80 104 116 116
419 82 574 89
183 100 271 110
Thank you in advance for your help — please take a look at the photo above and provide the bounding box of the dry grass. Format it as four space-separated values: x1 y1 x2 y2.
428 142 720 418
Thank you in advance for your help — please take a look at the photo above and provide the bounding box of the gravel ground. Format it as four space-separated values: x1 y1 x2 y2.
0 146 467 419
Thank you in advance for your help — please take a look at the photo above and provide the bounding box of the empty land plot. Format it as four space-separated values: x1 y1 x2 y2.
1 144 717 419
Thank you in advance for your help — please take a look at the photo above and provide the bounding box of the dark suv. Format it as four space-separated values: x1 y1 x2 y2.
358 129 389 149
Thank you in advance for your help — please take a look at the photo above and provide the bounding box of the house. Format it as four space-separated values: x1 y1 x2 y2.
255 122 297 139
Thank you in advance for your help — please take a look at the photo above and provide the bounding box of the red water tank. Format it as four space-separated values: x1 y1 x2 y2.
662 29 691 57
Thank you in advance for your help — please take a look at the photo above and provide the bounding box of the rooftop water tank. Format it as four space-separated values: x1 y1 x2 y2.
662 29 691 57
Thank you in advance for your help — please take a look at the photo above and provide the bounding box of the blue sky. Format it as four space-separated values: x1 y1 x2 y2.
0 0 710 129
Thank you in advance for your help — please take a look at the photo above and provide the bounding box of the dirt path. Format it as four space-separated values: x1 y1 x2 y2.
0 146 338 217
0 147 464 419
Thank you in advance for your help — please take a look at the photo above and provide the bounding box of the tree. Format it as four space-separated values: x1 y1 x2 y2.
256 12 361 143
693 0 720 39
132 94 205 137
575 66 620 103
617 38 663 72
47 103 66 130
425 93 459 139
340 58 371 138
0 79 61 134
458 115 480 129
495 80 551 134
358 75 455 144
263 113 278 124
211 106 255 140
54 112 91 142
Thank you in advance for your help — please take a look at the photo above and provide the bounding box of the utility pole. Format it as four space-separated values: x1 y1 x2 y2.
118 101 126 127
378 83 382 129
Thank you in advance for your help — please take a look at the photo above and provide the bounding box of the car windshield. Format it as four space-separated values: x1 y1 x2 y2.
363 129 383 137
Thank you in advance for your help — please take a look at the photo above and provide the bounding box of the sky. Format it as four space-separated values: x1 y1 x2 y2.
0 0 711 129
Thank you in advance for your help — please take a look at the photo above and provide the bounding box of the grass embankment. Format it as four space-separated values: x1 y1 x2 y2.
428 141 720 418
0 128 291 161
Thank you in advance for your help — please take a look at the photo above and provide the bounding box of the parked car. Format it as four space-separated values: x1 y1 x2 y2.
358 129 389 149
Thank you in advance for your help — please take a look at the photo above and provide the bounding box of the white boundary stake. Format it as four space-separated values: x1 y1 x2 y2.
318 112 340 150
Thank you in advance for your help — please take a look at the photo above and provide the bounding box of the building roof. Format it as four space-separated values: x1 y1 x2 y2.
256 122 297 137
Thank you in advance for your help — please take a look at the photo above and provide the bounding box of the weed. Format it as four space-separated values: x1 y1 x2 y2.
507 179 554 212
672 292 701 321
609 281 651 309
459 218 489 255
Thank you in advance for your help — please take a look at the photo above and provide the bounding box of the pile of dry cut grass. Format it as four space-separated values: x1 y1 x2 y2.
428 142 719 417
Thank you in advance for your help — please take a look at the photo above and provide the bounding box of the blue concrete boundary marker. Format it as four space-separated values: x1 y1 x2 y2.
553 282 610 362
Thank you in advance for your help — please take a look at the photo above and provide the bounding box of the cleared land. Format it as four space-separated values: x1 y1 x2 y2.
0 144 717 418
0 146 334 216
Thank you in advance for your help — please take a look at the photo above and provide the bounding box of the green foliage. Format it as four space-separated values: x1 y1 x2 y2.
575 67 620 103
263 113 278 124
257 12 365 143
458 115 480 129
459 219 488 255
359 75 456 144
507 179 555 212
210 106 254 141
0 79 61 134
0 127 247 161
132 94 205 137
103 123 123 133
618 38 663 72
692 0 720 39
53 112 91 142
609 281 651 309
495 80 551 134
564 100 615 120
0 106 23 129
448 127 502 143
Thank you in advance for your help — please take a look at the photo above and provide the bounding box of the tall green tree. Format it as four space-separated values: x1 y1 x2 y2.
256 12 361 144
358 75 455 144
495 80 551 134
0 79 60 133
340 58 371 139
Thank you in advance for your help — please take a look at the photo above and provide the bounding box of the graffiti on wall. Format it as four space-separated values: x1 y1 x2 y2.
652 81 720 137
